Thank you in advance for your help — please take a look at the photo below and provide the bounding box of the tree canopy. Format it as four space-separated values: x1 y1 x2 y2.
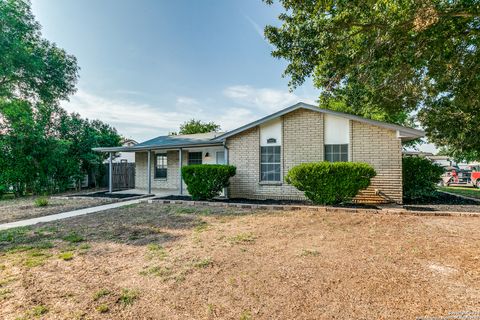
264 0 480 155
0 0 121 196
0 0 79 104
179 119 221 135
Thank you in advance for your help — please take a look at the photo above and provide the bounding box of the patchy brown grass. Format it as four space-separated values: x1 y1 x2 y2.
0 196 116 224
1 203 480 319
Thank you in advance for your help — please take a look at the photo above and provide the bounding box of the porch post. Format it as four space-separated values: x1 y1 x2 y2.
147 150 152 194
179 148 183 195
108 152 113 193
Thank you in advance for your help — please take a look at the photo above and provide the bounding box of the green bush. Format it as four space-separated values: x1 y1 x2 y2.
285 162 376 205
181 164 236 200
403 156 444 201
34 197 49 207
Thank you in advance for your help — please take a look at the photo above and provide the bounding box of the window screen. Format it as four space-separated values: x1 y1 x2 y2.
155 153 167 178
260 146 281 181
324 144 348 162
188 152 203 165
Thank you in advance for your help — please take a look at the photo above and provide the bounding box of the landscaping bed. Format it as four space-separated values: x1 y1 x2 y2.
152 195 380 209
403 191 480 213
0 203 479 319
69 191 146 199
0 196 116 224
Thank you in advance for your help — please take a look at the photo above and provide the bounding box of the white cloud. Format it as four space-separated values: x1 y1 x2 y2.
61 89 258 141
223 85 314 111
176 96 199 106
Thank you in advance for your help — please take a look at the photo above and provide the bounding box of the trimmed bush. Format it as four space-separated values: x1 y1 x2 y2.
34 197 49 207
181 164 236 200
403 156 444 201
285 162 376 205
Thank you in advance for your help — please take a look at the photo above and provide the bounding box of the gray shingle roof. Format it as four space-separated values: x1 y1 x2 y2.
93 102 425 152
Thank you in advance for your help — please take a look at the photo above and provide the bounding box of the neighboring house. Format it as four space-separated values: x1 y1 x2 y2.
94 102 424 203
118 138 138 163
104 138 137 163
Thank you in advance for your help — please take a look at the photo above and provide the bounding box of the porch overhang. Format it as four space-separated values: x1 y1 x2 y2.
92 142 224 153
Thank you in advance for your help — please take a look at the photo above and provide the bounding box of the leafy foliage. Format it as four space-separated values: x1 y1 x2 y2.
264 0 480 152
0 0 79 104
0 0 121 196
34 197 49 207
181 165 236 200
179 119 221 135
285 162 376 205
402 156 444 201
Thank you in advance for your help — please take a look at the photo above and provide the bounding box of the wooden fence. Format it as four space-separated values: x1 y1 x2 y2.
101 163 135 190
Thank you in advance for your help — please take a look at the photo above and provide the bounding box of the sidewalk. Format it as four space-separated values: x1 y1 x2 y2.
0 198 143 231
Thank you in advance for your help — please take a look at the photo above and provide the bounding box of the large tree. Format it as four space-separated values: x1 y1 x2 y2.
264 0 480 154
0 0 120 195
0 0 79 104
179 119 221 135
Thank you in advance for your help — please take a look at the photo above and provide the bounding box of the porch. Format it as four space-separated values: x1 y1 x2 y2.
105 144 228 195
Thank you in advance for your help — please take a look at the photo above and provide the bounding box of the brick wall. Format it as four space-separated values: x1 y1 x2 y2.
135 150 188 190
227 109 324 200
226 108 403 203
351 121 403 203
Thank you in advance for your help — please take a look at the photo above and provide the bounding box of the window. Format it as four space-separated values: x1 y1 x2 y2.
216 151 225 164
260 146 281 181
188 152 202 165
325 144 348 162
155 153 167 179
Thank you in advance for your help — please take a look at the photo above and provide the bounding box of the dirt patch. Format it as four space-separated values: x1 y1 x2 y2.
69 191 145 199
1 203 480 319
0 196 116 224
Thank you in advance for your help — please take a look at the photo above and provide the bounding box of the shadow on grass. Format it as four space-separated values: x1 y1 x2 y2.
0 203 251 253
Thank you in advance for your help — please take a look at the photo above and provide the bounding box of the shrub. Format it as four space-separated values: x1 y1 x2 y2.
403 156 444 201
285 162 376 205
34 197 49 207
181 164 236 200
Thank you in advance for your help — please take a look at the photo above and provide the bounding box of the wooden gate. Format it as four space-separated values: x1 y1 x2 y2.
103 163 135 190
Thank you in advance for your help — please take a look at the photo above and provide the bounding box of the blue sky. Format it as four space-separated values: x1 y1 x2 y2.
30 0 435 152
31 0 319 141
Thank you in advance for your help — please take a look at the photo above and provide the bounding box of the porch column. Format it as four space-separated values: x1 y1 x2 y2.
108 152 113 193
179 148 183 195
147 150 152 194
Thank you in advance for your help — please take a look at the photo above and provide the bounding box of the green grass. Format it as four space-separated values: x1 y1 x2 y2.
139 266 173 278
117 289 139 306
58 251 74 261
228 232 256 245
34 197 49 207
62 232 84 243
438 186 480 200
93 289 111 301
96 304 110 313
30 305 49 317
24 249 52 268
193 257 213 268
146 244 168 260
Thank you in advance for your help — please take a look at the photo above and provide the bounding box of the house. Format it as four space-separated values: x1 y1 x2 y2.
94 102 424 203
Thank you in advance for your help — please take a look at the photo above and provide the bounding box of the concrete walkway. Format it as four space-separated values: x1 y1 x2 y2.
0 198 143 231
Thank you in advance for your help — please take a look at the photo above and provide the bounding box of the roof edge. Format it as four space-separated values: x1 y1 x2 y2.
213 102 425 141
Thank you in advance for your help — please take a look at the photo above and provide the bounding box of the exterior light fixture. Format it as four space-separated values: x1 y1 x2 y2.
205 152 210 158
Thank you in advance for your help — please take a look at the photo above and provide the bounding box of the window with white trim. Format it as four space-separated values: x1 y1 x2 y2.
260 146 281 181
154 153 167 178
324 144 348 162
188 152 202 165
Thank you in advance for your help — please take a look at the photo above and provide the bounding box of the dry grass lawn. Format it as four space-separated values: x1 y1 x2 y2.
1 203 479 319
0 196 116 224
